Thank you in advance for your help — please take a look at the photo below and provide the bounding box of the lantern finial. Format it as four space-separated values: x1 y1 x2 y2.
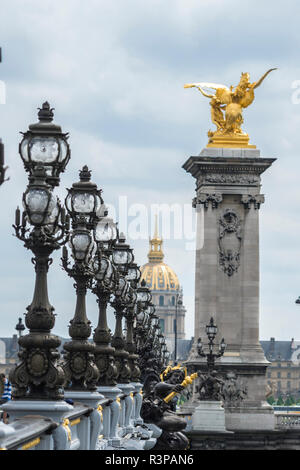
38 102 54 122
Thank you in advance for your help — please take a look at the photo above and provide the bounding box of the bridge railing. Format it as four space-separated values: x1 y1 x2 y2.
0 416 57 450
0 398 114 450
274 409 300 430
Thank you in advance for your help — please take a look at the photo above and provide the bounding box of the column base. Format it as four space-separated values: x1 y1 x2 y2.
192 401 230 433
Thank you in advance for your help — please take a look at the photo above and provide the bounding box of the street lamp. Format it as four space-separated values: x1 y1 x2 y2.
92 245 118 387
93 205 118 254
0 52 8 186
10 103 71 399
65 165 103 229
136 279 152 307
112 232 134 273
19 102 70 187
197 317 227 371
61 167 100 391
110 273 132 385
174 290 183 365
0 139 8 185
124 263 142 384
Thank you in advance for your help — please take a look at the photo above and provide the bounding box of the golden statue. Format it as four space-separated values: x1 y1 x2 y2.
184 68 277 148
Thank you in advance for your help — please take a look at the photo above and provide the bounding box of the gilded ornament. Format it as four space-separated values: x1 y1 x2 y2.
184 68 277 148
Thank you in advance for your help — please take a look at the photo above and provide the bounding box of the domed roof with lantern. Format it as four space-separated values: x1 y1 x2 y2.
140 217 180 292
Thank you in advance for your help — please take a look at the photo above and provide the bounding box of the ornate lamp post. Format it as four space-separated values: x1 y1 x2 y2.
124 264 141 383
174 290 183 365
61 166 101 391
15 317 25 338
0 52 8 186
110 274 132 385
197 317 227 371
0 139 8 185
10 103 71 399
107 232 134 386
91 211 119 387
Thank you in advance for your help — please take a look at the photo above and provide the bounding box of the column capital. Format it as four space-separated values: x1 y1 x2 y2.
193 192 223 209
241 194 265 209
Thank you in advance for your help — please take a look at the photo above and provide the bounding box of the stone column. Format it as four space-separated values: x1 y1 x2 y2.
182 147 276 431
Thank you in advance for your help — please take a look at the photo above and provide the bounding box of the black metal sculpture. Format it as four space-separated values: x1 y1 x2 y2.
141 366 190 450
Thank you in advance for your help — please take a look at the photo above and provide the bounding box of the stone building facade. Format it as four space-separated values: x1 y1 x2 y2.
261 338 300 400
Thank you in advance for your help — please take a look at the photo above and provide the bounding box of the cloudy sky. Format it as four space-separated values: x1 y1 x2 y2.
0 0 300 342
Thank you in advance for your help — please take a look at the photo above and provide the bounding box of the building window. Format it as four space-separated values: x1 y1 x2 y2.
277 372 281 378
159 319 165 333
171 296 175 306
159 296 164 306
277 381 281 389
287 372 291 379
287 381 291 389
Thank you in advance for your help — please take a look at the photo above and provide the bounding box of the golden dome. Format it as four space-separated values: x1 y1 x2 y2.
140 216 180 292
140 263 180 291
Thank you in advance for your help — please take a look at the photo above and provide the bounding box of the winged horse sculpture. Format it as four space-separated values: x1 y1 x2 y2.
184 69 277 147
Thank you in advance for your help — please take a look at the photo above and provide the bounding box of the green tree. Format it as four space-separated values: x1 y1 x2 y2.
267 395 275 405
276 396 284 406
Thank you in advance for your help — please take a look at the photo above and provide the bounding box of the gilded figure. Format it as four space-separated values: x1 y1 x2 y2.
184 68 276 147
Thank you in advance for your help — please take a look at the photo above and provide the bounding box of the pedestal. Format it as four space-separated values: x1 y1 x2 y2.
117 383 135 435
192 401 228 432
64 390 106 449
182 147 276 431
97 385 122 448
130 382 143 426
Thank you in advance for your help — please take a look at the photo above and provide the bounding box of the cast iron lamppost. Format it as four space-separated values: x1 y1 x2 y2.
15 317 25 338
197 317 227 371
91 211 124 387
124 263 141 383
110 272 132 385
0 139 8 185
10 103 70 399
174 290 183 365
103 233 134 386
61 166 101 391
0 49 8 186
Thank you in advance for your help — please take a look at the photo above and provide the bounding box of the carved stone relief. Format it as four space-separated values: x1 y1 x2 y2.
203 173 260 185
219 209 242 276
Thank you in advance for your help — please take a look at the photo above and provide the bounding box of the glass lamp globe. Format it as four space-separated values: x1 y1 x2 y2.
126 263 141 283
19 102 70 187
137 280 152 305
93 255 113 282
65 166 102 228
22 166 60 227
206 317 218 340
94 208 118 252
112 233 133 269
69 229 95 263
